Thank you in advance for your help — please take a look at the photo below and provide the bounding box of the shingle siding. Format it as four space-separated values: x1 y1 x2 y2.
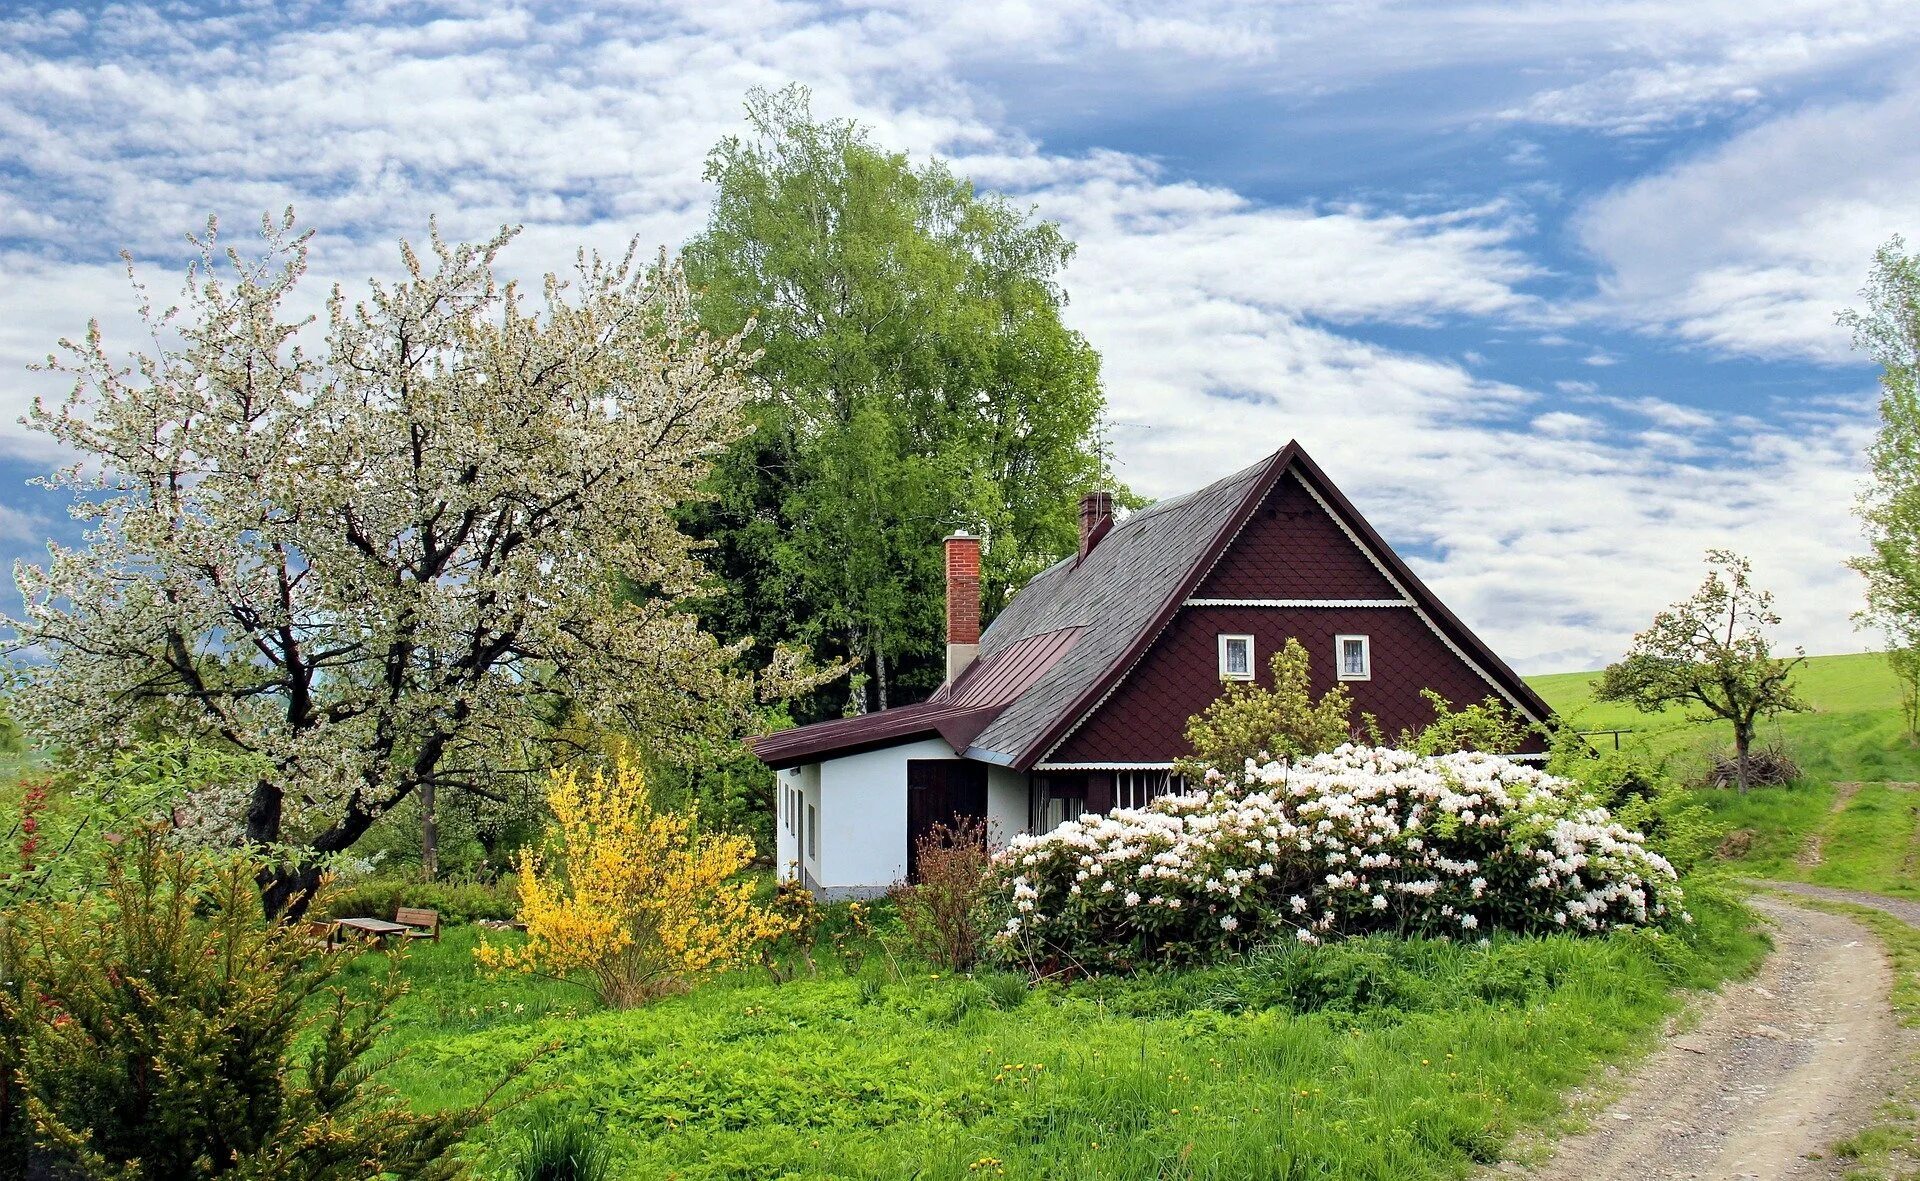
1196 474 1402 601
1051 605 1551 762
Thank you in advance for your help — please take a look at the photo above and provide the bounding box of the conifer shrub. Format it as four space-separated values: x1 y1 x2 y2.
985 746 1683 974
1 830 504 1179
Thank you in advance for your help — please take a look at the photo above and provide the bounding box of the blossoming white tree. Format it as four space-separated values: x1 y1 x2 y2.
4 212 828 911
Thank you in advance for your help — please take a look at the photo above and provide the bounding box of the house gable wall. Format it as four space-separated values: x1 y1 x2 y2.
1050 470 1547 764
1194 473 1401 601
1051 604 1546 762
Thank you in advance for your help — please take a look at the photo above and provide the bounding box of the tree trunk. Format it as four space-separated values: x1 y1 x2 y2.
420 779 438 881
875 640 889 711
1733 725 1753 795
258 862 326 920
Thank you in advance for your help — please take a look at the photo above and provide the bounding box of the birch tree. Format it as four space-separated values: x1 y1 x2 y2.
1840 235 1920 737
4 212 826 910
682 85 1118 717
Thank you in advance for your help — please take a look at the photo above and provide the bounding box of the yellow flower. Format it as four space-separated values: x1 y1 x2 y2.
475 758 793 1007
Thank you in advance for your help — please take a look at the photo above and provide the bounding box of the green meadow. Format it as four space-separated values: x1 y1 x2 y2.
364 899 1763 1179
1529 650 1920 895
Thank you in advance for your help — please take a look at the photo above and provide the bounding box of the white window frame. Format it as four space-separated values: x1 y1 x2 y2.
1335 634 1371 681
806 802 818 860
1217 634 1255 681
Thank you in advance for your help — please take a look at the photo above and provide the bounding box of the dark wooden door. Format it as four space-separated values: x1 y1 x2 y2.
906 759 988 881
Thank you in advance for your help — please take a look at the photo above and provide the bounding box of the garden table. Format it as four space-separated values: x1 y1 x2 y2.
332 917 410 946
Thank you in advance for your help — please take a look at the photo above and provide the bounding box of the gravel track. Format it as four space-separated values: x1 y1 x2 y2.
1497 895 1910 1181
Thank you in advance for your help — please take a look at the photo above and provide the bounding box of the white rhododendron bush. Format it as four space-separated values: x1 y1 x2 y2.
985 746 1683 970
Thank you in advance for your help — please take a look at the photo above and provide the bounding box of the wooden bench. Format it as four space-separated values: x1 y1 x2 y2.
394 906 441 942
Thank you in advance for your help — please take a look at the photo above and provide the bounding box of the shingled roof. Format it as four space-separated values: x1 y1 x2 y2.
749 441 1554 772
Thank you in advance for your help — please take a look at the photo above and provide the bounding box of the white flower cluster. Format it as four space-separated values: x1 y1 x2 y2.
985 746 1682 968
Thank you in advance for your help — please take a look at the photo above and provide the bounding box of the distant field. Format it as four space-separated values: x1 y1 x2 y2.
1527 651 1920 785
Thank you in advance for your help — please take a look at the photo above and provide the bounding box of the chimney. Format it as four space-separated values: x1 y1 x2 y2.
944 532 981 683
1078 491 1114 560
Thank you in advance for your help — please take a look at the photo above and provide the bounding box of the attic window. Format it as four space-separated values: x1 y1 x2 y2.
1218 634 1254 680
1336 635 1371 681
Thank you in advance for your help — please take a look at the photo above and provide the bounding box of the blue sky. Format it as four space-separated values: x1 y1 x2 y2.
1 0 1916 672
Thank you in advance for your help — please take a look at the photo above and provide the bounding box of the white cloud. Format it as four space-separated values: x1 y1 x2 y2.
1577 76 1920 361
0 0 1893 674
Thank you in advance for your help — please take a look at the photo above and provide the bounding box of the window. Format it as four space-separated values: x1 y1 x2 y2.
1336 634 1371 681
1218 634 1254 680
1114 769 1188 810
806 803 818 860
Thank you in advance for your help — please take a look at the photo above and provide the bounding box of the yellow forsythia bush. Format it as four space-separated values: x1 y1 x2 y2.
475 758 791 1007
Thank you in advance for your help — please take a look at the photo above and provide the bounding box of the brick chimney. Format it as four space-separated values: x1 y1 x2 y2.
944 532 981 683
1078 491 1114 560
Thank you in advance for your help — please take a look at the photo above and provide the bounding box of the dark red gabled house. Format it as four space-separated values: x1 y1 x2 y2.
754 441 1555 898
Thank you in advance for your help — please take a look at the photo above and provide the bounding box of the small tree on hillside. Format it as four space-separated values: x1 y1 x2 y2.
3 213 835 911
1174 638 1362 781
1596 550 1807 792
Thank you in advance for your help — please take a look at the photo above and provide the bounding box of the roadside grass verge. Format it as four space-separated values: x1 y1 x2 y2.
1769 897 1920 1180
360 893 1764 1180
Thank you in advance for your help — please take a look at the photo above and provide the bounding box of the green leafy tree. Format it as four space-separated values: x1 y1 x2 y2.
1840 235 1920 737
682 85 1119 717
1596 550 1808 792
2 830 508 1179
1175 638 1362 781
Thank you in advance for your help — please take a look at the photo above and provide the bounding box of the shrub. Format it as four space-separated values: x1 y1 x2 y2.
3 830 496 1180
507 1119 612 1181
1547 733 1715 875
476 758 792 1007
1174 638 1363 780
318 876 520 925
889 817 991 970
984 746 1682 973
1397 690 1537 755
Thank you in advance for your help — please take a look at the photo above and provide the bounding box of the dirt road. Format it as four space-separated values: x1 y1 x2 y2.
1503 896 1909 1180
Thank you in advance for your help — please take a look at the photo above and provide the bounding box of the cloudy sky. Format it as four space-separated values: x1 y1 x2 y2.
1 0 1914 673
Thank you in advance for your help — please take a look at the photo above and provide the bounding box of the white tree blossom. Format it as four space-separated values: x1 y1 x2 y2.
4 211 831 909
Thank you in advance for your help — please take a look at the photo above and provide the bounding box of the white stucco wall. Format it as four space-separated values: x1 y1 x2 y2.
985 764 1030 848
812 737 956 897
778 745 1037 898
775 764 815 883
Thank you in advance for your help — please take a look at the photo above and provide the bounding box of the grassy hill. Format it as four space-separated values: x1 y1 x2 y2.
1528 651 1920 784
1530 651 1920 894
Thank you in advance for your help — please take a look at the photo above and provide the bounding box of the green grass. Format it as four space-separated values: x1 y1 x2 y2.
1528 651 1920 785
1529 652 1920 896
354 898 1764 1180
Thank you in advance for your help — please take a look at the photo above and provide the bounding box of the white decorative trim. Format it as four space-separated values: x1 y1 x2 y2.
1035 761 1176 771
1185 597 1410 608
1289 473 1546 725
